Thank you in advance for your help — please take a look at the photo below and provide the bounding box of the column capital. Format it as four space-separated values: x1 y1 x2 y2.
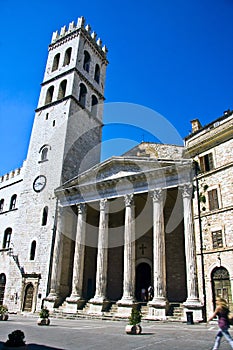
76 203 86 214
124 193 134 207
180 183 193 198
151 188 164 202
99 198 109 211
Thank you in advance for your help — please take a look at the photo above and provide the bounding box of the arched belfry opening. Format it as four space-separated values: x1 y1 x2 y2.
136 262 151 301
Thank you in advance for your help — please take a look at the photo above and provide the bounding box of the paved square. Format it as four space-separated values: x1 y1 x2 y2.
0 315 232 349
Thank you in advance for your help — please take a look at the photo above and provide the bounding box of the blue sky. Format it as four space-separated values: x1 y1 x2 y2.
0 0 233 175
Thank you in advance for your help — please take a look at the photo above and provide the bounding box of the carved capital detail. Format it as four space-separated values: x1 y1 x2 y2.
124 193 134 207
100 198 108 211
180 183 193 198
151 188 164 202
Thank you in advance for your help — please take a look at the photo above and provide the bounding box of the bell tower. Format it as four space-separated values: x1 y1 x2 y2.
15 17 108 309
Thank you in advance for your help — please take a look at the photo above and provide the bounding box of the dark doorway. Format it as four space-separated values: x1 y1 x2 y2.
136 263 151 301
23 283 34 312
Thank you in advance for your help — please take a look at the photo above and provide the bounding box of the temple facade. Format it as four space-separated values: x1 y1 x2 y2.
0 16 232 322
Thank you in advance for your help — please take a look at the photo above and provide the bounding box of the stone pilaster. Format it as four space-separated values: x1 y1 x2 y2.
65 203 87 312
88 199 110 314
148 189 167 319
181 183 202 321
117 194 136 313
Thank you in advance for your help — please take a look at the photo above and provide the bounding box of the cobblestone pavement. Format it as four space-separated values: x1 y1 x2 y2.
0 314 232 350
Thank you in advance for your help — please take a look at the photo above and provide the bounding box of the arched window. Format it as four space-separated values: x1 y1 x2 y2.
0 273 6 305
63 47 72 66
45 86 54 104
9 194 17 210
0 199 4 213
42 206 48 226
30 241 36 260
41 147 48 161
94 64 100 84
52 53 60 72
58 80 67 99
3 228 12 249
83 51 91 72
91 95 98 118
79 83 87 108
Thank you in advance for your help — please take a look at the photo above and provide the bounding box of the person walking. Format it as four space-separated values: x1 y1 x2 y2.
208 297 233 349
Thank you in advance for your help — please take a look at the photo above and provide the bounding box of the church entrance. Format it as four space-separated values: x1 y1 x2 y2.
23 283 34 312
136 263 151 301
211 267 233 310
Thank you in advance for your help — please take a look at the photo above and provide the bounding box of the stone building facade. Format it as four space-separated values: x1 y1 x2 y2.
0 16 232 322
185 110 233 319
0 16 108 314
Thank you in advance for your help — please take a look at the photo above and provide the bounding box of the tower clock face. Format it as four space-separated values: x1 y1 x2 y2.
33 175 47 192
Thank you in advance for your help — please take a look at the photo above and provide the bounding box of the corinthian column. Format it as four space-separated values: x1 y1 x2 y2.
118 194 135 305
181 183 201 307
150 189 167 307
66 203 86 302
46 206 64 303
91 199 109 303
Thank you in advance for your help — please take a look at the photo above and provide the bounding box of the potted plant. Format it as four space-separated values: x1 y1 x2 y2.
125 306 142 335
3 329 27 349
0 305 9 321
37 307 50 326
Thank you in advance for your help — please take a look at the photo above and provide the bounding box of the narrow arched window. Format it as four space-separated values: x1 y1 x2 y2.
58 80 67 99
3 228 12 249
42 206 48 226
83 51 91 72
9 194 17 210
41 147 48 161
30 241 36 260
79 83 87 108
45 86 54 104
94 64 100 84
52 53 60 72
0 199 4 213
63 47 72 66
91 95 98 118
0 273 6 305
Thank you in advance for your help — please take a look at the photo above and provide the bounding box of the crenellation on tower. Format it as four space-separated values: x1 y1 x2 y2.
85 24 91 34
50 17 108 59
68 21 75 32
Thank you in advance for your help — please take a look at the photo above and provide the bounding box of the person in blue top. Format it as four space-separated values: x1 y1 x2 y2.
208 297 233 350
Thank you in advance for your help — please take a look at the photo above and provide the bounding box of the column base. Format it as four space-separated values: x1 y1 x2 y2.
43 293 62 310
63 296 86 313
182 299 203 322
147 298 168 320
116 299 137 318
87 298 111 315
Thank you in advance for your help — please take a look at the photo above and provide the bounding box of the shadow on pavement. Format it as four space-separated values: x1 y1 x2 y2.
0 341 65 349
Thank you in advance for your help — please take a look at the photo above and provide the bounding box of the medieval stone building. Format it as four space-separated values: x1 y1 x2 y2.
185 111 233 320
0 17 232 322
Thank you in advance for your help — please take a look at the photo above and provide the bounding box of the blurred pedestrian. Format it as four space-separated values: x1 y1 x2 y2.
208 297 233 349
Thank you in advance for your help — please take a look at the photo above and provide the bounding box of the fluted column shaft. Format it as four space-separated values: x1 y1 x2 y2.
92 199 109 302
47 206 64 299
120 194 135 303
68 204 86 300
151 189 167 305
181 184 200 304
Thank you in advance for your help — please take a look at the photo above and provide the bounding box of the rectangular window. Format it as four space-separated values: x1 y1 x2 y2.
212 230 223 249
199 153 214 172
208 189 219 211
